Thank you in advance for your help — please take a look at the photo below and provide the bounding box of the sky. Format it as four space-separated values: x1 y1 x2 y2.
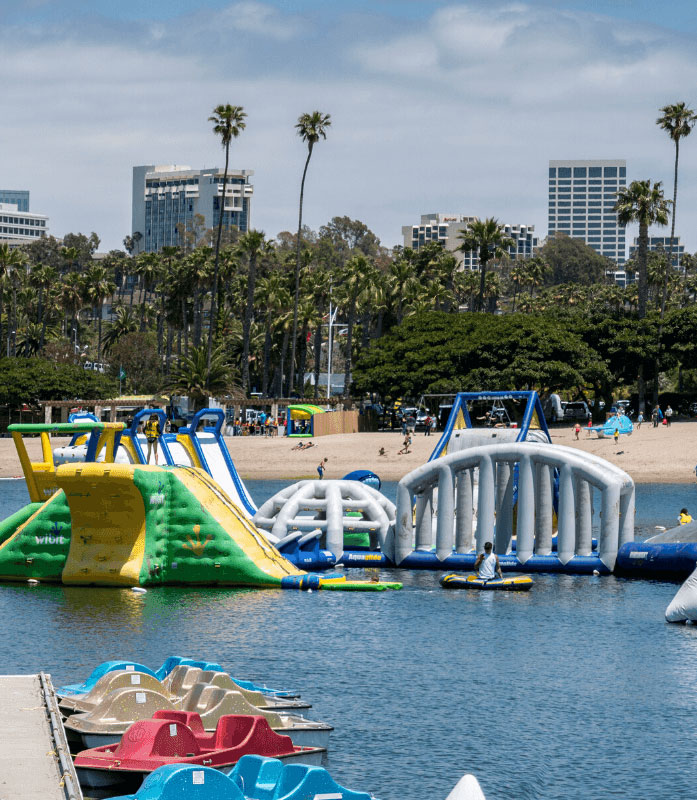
2 0 697 253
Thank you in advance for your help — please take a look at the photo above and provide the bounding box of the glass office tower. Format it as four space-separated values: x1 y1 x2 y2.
548 160 626 265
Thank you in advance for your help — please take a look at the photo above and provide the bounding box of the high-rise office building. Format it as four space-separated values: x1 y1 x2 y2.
132 164 254 254
628 236 685 269
0 202 48 245
0 190 30 212
548 160 627 265
402 213 538 268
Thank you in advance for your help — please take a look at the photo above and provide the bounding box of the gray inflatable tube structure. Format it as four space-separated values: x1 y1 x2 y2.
666 566 697 622
392 441 634 571
254 480 396 560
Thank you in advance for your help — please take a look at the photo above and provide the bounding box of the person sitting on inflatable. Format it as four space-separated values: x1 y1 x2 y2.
474 541 503 581
679 508 693 526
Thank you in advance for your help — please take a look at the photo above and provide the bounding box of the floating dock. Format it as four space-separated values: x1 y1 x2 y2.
0 673 82 800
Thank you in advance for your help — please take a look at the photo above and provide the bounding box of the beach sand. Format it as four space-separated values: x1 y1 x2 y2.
1 421 694 484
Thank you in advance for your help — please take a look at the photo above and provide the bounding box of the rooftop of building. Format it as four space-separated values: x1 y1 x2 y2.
0 202 48 219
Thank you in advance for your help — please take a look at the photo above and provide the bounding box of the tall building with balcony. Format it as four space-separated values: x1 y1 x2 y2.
0 190 30 212
132 164 254 254
0 202 48 245
402 213 538 269
628 236 685 269
548 160 627 265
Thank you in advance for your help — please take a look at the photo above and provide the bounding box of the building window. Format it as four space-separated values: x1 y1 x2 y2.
558 167 571 178
574 167 587 177
604 167 618 177
549 168 557 178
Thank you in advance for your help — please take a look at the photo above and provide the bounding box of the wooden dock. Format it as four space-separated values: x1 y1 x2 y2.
0 673 82 800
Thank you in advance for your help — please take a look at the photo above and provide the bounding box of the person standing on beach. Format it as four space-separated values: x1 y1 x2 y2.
424 415 431 436
574 423 581 440
637 412 643 429
665 405 673 426
317 458 327 479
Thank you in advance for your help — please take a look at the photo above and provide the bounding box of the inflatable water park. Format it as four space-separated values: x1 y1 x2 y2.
0 390 694 589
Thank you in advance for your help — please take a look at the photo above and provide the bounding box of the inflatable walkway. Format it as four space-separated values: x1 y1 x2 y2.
0 423 400 590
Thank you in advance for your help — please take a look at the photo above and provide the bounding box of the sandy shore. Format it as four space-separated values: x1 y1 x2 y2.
1 422 695 484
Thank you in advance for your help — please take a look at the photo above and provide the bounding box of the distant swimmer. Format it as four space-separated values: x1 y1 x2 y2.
474 541 503 581
679 508 692 526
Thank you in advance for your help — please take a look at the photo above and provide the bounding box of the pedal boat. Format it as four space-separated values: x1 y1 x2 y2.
74 714 325 791
106 756 373 800
64 684 331 750
56 656 298 700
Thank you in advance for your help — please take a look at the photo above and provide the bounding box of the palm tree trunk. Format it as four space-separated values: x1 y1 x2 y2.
637 220 649 319
298 322 308 392
166 325 173 377
97 308 103 362
11 286 17 357
262 324 272 397
661 140 680 318
241 251 257 393
288 145 313 395
207 142 230 383
477 252 488 312
343 303 355 398
313 324 322 400
276 326 290 397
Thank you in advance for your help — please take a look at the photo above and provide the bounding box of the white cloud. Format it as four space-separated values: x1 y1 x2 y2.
1 2 696 252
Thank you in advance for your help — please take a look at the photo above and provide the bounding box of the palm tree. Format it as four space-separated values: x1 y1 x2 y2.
207 104 247 380
60 271 87 346
168 344 238 412
615 180 670 319
389 257 419 323
7 251 27 356
0 244 24 353
256 271 292 396
102 306 139 354
289 110 331 394
238 230 268 394
615 179 670 413
656 102 697 316
457 219 514 311
336 254 368 397
84 265 116 361
134 252 161 331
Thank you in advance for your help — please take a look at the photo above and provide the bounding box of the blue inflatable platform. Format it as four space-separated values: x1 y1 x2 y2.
615 542 697 580
339 550 611 574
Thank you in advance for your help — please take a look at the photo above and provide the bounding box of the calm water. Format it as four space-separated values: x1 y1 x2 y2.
2 479 697 799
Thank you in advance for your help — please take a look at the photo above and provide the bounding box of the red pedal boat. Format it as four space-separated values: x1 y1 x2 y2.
74 712 325 791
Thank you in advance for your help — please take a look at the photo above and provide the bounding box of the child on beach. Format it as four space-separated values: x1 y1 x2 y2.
613 428 619 445
317 458 328 479
574 423 581 440
398 435 412 455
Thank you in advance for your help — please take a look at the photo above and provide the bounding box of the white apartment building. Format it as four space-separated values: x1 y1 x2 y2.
402 213 538 269
0 202 49 245
132 164 254 254
548 160 627 265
